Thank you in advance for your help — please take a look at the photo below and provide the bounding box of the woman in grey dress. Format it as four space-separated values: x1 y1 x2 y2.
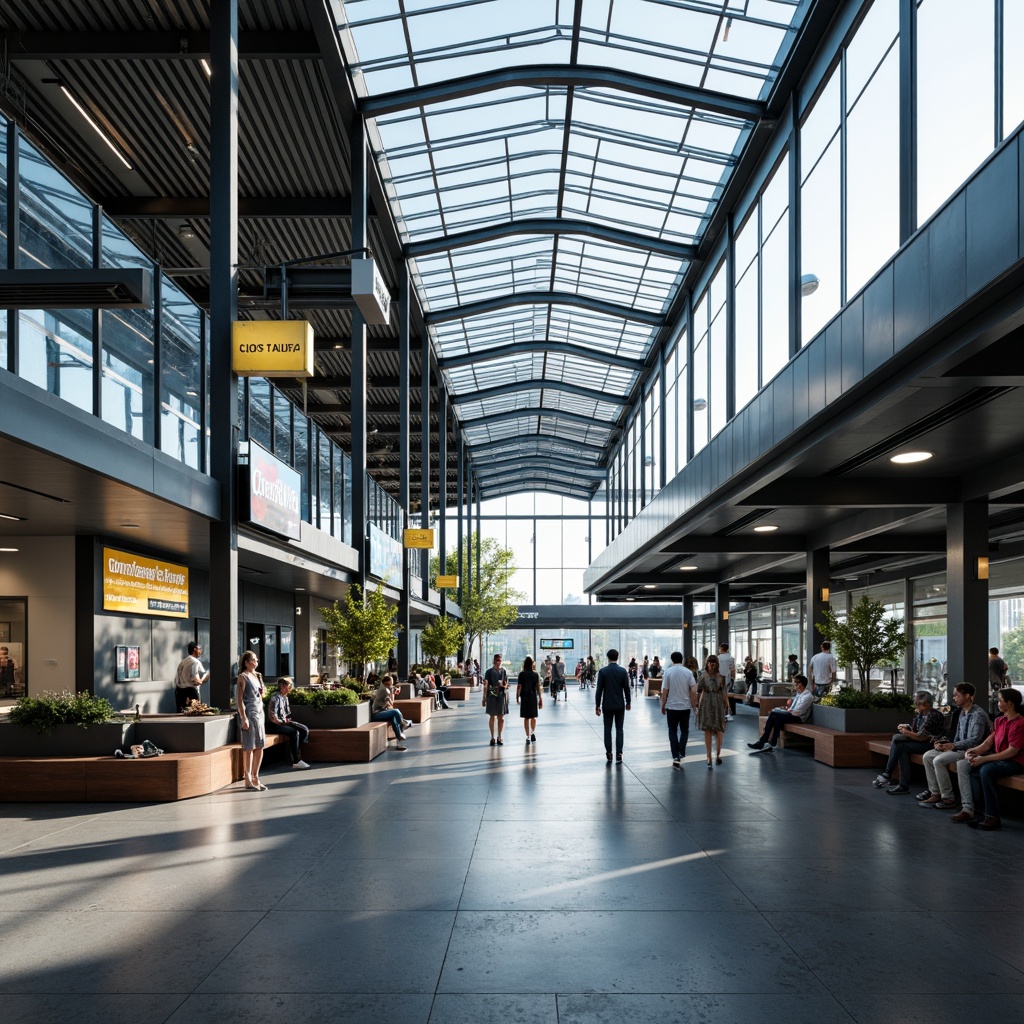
696 654 728 769
516 656 542 745
236 650 267 790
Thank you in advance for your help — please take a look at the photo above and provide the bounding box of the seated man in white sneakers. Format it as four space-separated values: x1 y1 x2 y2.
748 676 813 751
917 682 990 809
266 678 311 769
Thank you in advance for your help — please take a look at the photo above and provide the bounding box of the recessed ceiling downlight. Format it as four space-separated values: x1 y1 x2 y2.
679 565 699 571
753 525 778 533
890 451 933 464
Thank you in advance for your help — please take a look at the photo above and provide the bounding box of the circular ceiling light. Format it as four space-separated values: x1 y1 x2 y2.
753 524 778 533
890 451 933 464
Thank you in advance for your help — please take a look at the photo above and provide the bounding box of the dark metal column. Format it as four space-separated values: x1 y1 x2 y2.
464 466 473 599
683 595 694 660
456 435 464 608
350 120 368 592
420 335 431 600
899 0 917 243
715 582 730 656
7 120 20 371
397 261 411 676
806 546 831 671
788 99 801 357
947 501 989 705
438 382 448 613
658 355 667 491
208 0 239 710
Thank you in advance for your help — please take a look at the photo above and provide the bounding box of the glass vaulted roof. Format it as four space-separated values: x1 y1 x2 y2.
335 0 807 498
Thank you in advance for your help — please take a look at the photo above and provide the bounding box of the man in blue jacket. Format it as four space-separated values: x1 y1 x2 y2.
595 649 631 764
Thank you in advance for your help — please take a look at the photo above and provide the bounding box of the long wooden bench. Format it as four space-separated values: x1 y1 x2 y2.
304 721 389 763
394 696 433 722
0 733 290 803
865 739 1024 791
446 685 471 701
761 717 892 767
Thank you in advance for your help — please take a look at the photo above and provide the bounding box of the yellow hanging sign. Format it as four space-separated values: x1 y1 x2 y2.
403 528 435 549
232 320 315 377
436 575 459 588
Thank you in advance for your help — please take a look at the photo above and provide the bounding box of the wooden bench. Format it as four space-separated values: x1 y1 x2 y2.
304 722 389 763
394 697 433 723
761 718 892 767
0 733 291 803
752 695 792 713
446 685 471 701
865 740 1024 792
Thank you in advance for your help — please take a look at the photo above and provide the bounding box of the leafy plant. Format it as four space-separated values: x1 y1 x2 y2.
419 614 465 669
9 691 117 733
182 699 221 716
431 532 522 665
820 688 915 712
816 595 908 694
321 584 401 681
283 686 361 711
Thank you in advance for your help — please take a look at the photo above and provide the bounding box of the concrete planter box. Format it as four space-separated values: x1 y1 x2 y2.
135 714 237 752
810 706 906 734
290 701 370 730
0 721 134 758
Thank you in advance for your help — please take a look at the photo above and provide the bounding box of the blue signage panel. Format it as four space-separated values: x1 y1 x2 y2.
369 522 403 588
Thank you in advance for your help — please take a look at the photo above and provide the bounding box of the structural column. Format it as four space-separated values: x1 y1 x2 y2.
397 262 411 676
350 120 368 592
438 383 448 614
682 596 694 661
806 546 830 674
714 582 730 659
208 0 239 710
946 501 989 704
420 336 431 600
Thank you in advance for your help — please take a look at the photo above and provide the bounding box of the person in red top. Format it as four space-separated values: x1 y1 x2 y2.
961 687 1024 830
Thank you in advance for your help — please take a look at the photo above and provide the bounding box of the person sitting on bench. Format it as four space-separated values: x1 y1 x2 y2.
748 676 813 752
266 677 311 770
871 690 945 794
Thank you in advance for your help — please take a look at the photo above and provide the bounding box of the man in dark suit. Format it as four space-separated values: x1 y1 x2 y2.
595 649 631 764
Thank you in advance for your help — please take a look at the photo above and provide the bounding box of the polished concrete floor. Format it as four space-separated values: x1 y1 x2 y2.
1 689 1022 1024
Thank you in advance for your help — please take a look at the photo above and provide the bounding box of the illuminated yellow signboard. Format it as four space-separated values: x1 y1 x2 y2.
103 547 189 619
436 575 459 588
232 320 314 377
403 528 435 549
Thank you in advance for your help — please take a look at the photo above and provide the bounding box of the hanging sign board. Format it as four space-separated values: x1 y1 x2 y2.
369 523 404 587
351 257 392 324
403 528 435 549
103 547 189 618
436 575 459 588
239 441 302 541
232 320 314 377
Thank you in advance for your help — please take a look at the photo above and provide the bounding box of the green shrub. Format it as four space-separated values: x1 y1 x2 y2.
819 688 916 712
285 686 361 711
8 691 117 733
867 691 916 712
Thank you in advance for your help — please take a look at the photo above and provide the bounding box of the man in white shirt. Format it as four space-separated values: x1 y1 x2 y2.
660 651 698 767
717 643 737 719
173 641 210 711
748 676 813 751
808 641 838 698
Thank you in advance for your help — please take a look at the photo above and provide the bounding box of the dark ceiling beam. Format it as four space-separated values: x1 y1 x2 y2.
740 479 955 507
610 572 804 588
3 30 321 59
722 552 805 583
305 404 426 417
467 436 607 459
359 65 767 122
833 535 948 553
472 455 606 478
312 337 399 353
439 340 643 373
807 508 941 552
458 406 617 431
306 376 434 391
963 449 1024 502
404 217 695 262
101 196 351 219
425 290 664 327
449 380 624 408
666 534 806 554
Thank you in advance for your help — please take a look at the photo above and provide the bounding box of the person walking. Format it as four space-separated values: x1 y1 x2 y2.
483 654 509 746
517 656 543 745
595 648 631 764
550 654 566 702
236 650 267 790
742 656 759 705
660 651 698 767
808 641 837 699
696 654 728 768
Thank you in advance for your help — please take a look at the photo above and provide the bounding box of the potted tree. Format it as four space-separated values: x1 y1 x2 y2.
814 596 913 732
420 614 465 674
0 691 133 757
321 583 400 684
